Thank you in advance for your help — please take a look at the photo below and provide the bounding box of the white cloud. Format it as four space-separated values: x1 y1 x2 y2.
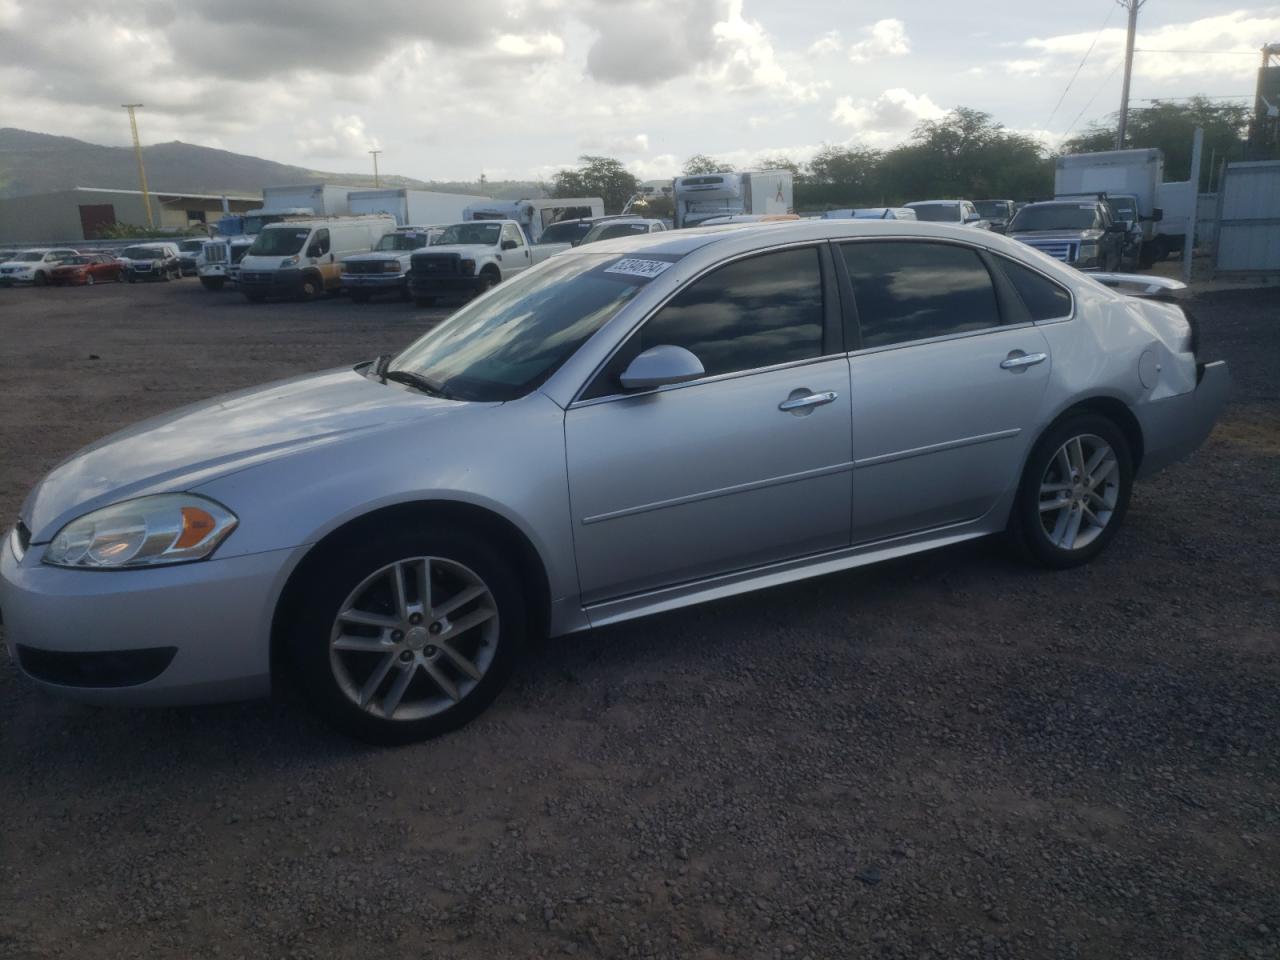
831 88 946 131
808 29 842 56
493 32 566 60
295 114 380 161
580 133 651 154
704 0 825 103
1004 59 1045 76
848 19 910 62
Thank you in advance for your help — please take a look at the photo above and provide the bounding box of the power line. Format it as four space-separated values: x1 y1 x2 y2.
1045 0 1120 130
1063 59 1123 140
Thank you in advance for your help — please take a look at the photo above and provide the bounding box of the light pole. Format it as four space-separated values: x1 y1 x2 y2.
121 103 155 229
369 149 383 188
1114 0 1144 150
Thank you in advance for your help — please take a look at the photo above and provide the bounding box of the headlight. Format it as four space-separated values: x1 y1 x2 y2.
43 494 238 569
383 261 402 273
280 256 299 267
460 259 476 273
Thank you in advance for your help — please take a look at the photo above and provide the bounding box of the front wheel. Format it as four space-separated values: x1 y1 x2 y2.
85 273 95 286
289 526 525 744
32 271 47 287
298 274 323 301
1008 413 1133 569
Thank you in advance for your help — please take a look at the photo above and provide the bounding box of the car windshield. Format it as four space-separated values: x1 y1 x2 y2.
1010 204 1101 232
248 228 310 256
1110 198 1137 218
975 201 1007 218
61 256 92 265
537 221 590 245
16 252 48 261
121 246 165 259
375 233 431 251
909 204 961 223
431 223 502 246
582 222 650 243
179 240 205 253
389 254 655 402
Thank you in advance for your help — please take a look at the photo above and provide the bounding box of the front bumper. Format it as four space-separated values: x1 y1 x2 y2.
0 534 301 706
126 265 170 281
408 274 484 297
1135 360 1231 478
239 268 305 297
341 273 405 290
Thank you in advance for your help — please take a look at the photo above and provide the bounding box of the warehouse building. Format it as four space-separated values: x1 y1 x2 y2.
0 187 262 244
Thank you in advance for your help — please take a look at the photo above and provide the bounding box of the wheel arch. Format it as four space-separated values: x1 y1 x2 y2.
1040 394 1145 470
480 262 501 280
269 498 552 681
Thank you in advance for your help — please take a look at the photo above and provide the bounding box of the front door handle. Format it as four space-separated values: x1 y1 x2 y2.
1000 352 1047 370
778 390 838 413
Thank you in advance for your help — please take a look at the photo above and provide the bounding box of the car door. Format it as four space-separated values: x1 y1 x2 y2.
565 244 852 603
837 239 1053 544
501 223 532 275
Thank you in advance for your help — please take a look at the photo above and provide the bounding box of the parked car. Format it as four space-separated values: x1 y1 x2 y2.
905 200 992 229
239 215 398 302
697 214 801 225
822 208 917 221
176 238 207 276
975 199 1017 234
341 226 443 302
577 218 668 244
0 220 1229 744
407 220 556 306
117 243 182 282
1006 199 1128 272
0 248 79 286
49 253 122 286
534 215 643 250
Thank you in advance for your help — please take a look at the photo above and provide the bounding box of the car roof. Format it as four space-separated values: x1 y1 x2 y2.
906 200 963 207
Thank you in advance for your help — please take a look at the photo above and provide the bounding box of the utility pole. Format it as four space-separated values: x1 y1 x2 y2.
1114 0 1144 149
369 149 383 188
121 104 154 229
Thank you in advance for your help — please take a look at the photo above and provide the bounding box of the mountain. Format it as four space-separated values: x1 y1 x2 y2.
0 128 544 202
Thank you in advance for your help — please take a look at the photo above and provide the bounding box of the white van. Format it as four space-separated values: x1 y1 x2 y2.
238 215 397 301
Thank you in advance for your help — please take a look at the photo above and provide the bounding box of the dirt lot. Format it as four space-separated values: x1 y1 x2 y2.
1 278 1277 960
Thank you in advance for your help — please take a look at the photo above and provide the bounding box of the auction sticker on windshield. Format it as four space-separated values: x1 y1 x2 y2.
604 258 673 279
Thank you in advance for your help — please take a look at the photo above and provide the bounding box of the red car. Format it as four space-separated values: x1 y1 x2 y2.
50 253 122 286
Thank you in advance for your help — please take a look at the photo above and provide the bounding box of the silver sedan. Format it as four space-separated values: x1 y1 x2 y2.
1 220 1230 742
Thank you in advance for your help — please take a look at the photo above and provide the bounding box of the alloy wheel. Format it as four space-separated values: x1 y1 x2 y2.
1038 433 1119 551
328 556 499 721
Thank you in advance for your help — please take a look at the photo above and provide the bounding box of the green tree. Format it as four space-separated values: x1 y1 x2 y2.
798 144 884 208
878 107 1051 203
551 155 640 214
682 154 733 175
754 154 803 177
1062 96 1253 189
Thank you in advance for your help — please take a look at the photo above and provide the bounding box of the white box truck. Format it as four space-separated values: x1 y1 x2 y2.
672 170 794 228
348 188 492 227
463 197 604 244
259 184 362 217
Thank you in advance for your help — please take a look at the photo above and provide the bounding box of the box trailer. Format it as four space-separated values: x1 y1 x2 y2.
348 189 492 227
672 170 794 228
259 184 362 217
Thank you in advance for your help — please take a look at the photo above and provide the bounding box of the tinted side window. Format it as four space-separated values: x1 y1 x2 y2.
997 257 1073 321
842 241 1001 348
638 247 824 379
312 229 330 256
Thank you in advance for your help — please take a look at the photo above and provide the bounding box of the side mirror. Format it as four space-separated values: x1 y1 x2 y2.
964 215 980 223
619 345 705 391
1106 222 1128 233
501 239 518 250
1151 208 1164 222
307 244 322 258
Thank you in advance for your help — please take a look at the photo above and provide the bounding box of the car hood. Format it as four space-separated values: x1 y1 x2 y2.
1009 229 1104 242
20 367 470 542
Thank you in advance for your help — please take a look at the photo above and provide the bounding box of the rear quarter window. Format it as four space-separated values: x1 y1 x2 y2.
996 256 1073 321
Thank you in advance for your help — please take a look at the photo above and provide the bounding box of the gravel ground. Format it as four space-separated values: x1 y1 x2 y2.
0 279 1277 960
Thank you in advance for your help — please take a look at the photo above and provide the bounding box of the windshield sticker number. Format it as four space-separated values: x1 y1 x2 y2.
605 258 672 279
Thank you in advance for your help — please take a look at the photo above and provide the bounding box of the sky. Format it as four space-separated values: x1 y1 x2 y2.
0 0 1275 183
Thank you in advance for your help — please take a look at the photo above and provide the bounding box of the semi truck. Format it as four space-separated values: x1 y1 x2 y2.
348 188 492 227
1054 149 1188 265
672 170 794 228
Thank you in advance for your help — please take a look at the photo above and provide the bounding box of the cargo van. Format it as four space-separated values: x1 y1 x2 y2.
238 215 396 301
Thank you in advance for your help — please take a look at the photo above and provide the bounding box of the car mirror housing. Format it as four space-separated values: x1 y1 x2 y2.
501 239 518 250
619 345 706 391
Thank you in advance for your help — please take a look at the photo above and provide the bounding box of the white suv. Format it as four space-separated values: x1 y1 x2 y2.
0 248 79 286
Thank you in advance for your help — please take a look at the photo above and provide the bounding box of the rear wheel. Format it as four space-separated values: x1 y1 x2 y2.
1008 413 1133 569
288 525 525 744
85 273 95 286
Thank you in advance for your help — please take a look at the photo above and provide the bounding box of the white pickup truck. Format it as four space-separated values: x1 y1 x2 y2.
407 220 560 306
340 225 442 302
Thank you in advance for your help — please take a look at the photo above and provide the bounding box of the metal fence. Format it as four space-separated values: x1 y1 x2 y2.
1215 160 1280 275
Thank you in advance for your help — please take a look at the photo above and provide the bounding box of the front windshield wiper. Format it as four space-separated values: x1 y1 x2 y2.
383 368 455 400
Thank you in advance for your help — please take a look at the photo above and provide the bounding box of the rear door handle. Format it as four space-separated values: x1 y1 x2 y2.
778 391 838 412
1000 352 1047 370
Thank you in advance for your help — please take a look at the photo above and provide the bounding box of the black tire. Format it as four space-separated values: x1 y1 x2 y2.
349 290 371 304
32 271 47 287
476 270 499 297
1007 412 1133 569
298 273 323 301
288 524 526 744
200 277 225 291
85 273 96 287
127 274 137 284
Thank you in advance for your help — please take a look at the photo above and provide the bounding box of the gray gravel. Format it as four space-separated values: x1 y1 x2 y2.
0 279 1277 960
